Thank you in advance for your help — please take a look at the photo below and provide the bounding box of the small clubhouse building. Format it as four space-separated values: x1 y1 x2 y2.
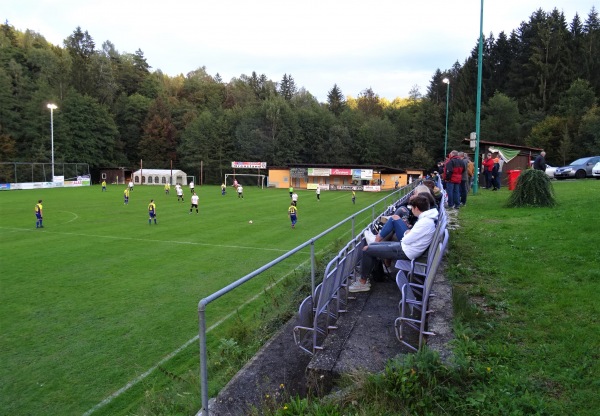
267 164 422 192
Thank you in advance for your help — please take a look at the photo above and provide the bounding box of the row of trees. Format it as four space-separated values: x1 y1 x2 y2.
1 7 599 183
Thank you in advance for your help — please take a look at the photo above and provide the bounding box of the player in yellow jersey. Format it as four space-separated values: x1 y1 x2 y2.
123 188 130 205
35 200 43 228
148 200 157 225
288 203 298 229
164 183 170 195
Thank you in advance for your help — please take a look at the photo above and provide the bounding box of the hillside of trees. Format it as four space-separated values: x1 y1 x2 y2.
1 6 599 183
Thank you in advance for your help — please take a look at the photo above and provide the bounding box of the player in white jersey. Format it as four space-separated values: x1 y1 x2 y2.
190 192 199 214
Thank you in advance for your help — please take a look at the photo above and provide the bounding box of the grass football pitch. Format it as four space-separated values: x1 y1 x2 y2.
0 184 395 415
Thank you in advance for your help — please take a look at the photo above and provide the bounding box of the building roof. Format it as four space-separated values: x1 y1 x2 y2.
462 139 543 153
273 163 406 174
132 169 187 175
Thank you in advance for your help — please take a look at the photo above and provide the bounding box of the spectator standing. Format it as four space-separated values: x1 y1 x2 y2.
291 192 298 206
459 152 469 205
35 199 43 228
467 157 475 192
148 200 157 225
495 155 503 189
482 153 495 189
190 192 199 214
237 185 244 198
533 151 547 171
492 156 501 191
288 203 298 229
445 150 464 209
349 195 438 292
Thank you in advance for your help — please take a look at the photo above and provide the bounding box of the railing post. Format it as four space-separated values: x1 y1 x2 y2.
351 216 355 239
198 300 209 416
310 240 316 296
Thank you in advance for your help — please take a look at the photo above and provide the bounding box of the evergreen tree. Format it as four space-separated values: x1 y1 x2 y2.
583 7 600 95
278 73 297 101
327 84 345 116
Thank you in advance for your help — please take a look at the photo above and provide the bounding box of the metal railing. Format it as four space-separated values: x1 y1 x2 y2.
197 184 416 415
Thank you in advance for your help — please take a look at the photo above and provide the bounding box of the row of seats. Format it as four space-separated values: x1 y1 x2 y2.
394 204 449 351
293 182 448 355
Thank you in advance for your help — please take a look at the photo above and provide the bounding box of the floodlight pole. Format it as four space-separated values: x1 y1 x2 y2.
473 0 484 194
442 78 450 159
47 103 58 180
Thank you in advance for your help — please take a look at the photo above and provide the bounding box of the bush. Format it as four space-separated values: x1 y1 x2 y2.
506 169 556 207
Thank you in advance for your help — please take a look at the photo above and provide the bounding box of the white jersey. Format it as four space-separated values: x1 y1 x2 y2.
191 195 199 205
237 185 243 193
189 182 194 189
176 185 183 196
128 181 133 188
292 193 298 201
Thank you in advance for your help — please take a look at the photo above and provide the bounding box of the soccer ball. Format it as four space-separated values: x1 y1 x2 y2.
248 220 253 224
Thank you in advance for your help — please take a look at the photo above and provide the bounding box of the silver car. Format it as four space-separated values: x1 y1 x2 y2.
592 161 600 179
554 156 600 179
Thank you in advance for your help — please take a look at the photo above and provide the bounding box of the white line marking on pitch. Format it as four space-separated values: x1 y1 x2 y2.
57 210 79 224
82 245 334 416
0 227 296 253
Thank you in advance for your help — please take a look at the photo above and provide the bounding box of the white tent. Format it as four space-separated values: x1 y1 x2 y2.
132 169 188 186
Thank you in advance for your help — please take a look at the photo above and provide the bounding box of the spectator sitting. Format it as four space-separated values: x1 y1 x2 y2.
420 180 443 208
366 185 436 245
350 195 438 292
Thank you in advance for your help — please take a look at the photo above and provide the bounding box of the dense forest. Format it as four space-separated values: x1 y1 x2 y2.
1 6 599 183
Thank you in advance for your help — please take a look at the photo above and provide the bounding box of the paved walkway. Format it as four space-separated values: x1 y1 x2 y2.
205 262 454 416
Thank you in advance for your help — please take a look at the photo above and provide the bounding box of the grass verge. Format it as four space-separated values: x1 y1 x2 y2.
265 179 600 415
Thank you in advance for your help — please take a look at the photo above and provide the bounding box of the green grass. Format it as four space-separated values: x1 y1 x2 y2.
0 184 396 416
266 179 600 416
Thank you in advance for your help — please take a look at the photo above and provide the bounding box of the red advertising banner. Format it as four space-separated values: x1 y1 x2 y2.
330 168 352 176
231 161 267 169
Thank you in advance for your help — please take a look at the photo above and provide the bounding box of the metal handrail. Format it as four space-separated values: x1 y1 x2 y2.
197 184 416 415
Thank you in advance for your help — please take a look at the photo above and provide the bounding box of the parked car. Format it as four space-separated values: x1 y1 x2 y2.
544 164 557 179
554 156 600 179
529 161 557 178
592 161 600 179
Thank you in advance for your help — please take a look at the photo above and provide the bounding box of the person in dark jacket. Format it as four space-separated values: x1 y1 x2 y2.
533 151 547 171
491 157 501 191
482 153 495 189
444 150 464 209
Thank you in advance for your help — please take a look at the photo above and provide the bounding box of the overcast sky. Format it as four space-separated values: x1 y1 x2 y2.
6 0 598 102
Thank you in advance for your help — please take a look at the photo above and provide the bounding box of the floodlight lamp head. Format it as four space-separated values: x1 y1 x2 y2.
47 103 58 110
442 78 450 84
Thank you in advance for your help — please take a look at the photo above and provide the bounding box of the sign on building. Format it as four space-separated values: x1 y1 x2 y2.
232 161 267 169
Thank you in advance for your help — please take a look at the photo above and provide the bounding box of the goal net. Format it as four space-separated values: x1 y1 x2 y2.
224 173 266 189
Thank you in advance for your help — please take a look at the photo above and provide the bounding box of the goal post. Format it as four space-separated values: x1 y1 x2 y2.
224 173 266 189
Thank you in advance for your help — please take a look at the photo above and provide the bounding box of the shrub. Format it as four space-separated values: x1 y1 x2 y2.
506 169 556 207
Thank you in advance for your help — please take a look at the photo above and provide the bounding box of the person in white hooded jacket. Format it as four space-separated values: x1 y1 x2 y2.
349 194 439 293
